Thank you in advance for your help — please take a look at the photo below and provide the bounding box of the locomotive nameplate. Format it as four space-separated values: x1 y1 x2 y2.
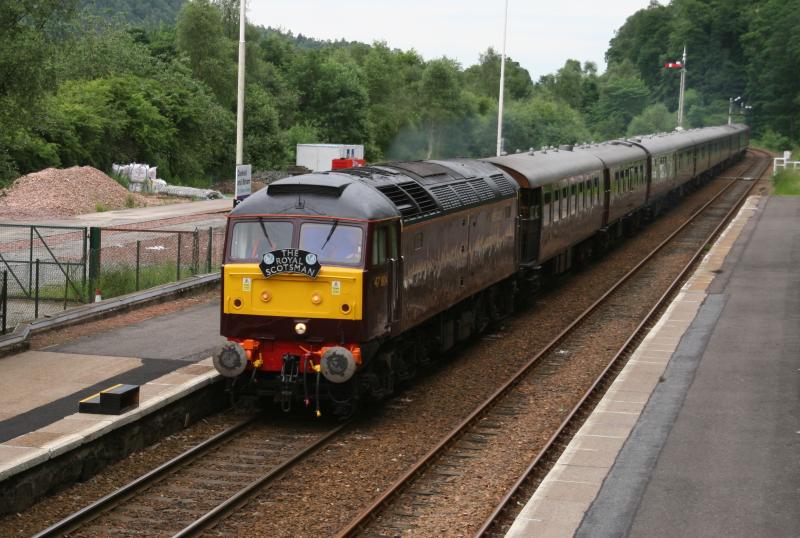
259 249 322 278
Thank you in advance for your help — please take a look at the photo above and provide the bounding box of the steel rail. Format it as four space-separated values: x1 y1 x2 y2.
335 151 768 538
475 149 771 536
33 416 257 538
35 416 350 538
172 423 348 537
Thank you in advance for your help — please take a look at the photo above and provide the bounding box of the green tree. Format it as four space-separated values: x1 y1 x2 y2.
464 48 533 101
504 97 591 153
419 58 464 158
176 0 235 107
627 103 676 136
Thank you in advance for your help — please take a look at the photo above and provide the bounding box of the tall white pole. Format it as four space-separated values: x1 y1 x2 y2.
677 45 686 130
496 0 509 157
235 0 246 165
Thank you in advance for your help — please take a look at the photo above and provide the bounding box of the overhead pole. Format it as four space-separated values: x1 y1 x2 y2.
676 45 687 130
496 0 509 157
235 0 247 166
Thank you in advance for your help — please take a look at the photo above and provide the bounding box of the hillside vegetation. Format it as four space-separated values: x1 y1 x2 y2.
0 0 796 187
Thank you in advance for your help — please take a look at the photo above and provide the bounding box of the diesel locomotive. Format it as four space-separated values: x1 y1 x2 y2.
214 124 750 415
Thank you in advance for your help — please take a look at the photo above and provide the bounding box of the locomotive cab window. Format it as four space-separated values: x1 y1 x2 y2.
300 222 363 266
228 220 294 262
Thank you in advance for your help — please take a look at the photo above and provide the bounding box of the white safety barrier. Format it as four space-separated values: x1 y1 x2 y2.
773 151 800 175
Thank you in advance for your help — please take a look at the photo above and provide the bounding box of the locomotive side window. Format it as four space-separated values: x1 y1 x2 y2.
388 225 399 259
300 222 363 265
228 220 294 262
372 227 387 265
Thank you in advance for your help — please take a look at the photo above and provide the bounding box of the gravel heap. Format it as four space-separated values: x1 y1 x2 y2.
0 166 151 220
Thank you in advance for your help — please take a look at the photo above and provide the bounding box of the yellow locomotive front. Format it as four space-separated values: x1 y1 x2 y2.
215 174 402 414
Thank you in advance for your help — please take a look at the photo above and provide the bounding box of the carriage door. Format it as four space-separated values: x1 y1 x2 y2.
519 188 541 265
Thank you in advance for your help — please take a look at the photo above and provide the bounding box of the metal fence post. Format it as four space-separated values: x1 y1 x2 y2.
28 226 33 296
207 227 213 273
176 233 182 282
34 259 40 319
136 240 141 291
192 229 199 275
88 227 101 301
81 227 88 301
2 270 6 334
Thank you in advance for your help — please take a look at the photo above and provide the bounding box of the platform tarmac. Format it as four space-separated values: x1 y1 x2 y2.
0 299 225 481
507 194 800 537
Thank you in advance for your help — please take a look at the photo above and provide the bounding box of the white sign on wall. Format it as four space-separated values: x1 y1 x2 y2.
235 164 252 201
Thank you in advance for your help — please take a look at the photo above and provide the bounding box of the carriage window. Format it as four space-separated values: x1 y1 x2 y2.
300 222 363 265
570 184 577 215
553 189 560 222
544 190 552 225
228 220 294 262
594 177 600 204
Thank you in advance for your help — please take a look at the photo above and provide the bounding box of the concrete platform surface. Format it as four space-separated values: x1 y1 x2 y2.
0 297 226 481
508 195 800 537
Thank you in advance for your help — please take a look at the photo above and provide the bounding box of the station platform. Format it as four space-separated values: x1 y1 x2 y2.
0 300 225 482
507 195 800 537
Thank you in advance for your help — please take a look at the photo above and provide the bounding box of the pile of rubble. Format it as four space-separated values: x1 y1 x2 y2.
0 166 151 220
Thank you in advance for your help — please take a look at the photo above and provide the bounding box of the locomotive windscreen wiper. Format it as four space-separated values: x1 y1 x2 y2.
320 219 339 251
258 217 275 250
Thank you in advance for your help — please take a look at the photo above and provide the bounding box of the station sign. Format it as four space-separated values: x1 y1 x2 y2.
235 164 252 202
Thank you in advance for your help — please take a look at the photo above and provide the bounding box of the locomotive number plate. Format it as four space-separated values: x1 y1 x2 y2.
259 249 322 278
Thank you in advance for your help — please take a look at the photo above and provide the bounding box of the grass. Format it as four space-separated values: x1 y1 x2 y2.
124 193 136 208
94 202 108 212
771 169 800 195
94 263 187 299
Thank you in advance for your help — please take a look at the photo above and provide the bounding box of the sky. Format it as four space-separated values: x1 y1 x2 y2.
248 0 655 80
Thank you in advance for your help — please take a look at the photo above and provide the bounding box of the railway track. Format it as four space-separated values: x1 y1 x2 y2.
335 150 770 537
34 417 347 537
27 152 768 538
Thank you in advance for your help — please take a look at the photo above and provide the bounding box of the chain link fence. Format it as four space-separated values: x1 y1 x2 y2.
0 223 226 333
0 224 88 332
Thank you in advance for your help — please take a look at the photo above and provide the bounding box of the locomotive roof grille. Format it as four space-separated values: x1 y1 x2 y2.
452 182 481 205
400 181 440 213
375 181 441 220
429 185 462 211
490 174 516 196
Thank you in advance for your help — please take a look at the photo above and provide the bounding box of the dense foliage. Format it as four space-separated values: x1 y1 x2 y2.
0 0 796 187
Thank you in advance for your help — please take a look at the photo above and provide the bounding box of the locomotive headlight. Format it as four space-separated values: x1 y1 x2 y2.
311 292 323 305
294 322 307 335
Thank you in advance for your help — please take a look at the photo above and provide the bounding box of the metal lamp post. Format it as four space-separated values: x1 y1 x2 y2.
496 0 509 157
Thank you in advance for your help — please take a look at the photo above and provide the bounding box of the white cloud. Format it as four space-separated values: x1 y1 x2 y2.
247 0 653 79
